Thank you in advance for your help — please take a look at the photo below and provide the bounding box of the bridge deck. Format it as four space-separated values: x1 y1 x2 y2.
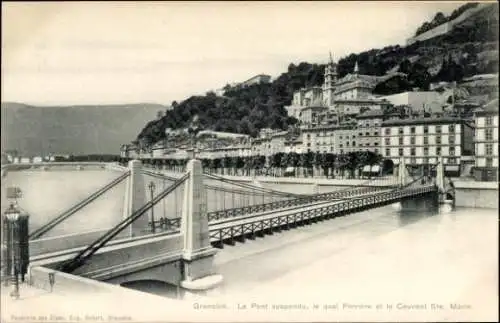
209 185 436 245
209 188 394 228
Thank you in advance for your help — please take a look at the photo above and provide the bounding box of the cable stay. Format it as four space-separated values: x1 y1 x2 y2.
142 169 179 182
58 172 190 274
144 169 276 198
205 184 267 197
29 171 131 240
203 172 305 198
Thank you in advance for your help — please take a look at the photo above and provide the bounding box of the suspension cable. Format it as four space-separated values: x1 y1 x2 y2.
29 171 130 240
58 172 189 274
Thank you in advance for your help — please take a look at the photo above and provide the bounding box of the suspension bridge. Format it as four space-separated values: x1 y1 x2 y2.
5 157 450 296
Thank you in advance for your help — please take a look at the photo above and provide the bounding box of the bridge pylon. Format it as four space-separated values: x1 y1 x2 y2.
398 157 408 187
180 159 223 293
122 160 148 237
435 157 451 203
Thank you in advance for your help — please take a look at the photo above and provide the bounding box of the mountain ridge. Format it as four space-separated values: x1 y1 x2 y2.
1 102 167 156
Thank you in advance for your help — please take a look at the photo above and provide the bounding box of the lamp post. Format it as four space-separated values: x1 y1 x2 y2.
188 115 200 160
148 181 156 233
4 204 20 299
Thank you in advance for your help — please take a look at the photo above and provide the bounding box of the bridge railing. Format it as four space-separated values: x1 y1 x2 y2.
149 217 181 231
205 185 389 221
208 183 437 247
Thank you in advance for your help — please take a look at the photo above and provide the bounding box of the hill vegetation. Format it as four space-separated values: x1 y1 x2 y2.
137 63 325 146
415 2 480 36
136 2 498 147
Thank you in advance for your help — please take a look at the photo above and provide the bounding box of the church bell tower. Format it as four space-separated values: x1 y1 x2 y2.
323 51 338 108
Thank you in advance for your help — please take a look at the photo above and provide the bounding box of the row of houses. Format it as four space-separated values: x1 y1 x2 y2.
122 99 498 179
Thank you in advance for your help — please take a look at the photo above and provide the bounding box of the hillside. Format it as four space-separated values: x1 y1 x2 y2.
1 102 166 156
136 2 498 147
136 62 324 146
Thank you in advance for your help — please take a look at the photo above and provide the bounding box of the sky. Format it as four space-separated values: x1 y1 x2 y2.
2 1 466 106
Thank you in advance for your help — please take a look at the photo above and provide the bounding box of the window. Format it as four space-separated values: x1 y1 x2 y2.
424 147 429 156
359 132 363 136
449 135 455 144
436 125 442 134
385 148 390 156
486 143 493 155
423 125 429 134
436 147 441 156
385 138 390 145
307 143 311 147
410 136 416 145
366 143 370 146
399 136 404 145
374 142 379 146
374 132 379 136
352 141 356 146
486 157 493 167
398 148 403 156
423 157 429 164
449 147 455 156
436 136 441 144
346 142 350 147
486 117 493 126
365 132 370 136
410 127 416 134
423 136 429 145
448 157 456 164
385 128 391 135
449 124 455 133
339 144 343 148
398 127 404 134
339 136 343 139
410 158 417 164
410 148 416 156
340 149 344 154
485 129 493 141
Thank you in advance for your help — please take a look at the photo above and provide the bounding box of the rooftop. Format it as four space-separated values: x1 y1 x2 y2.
474 99 499 116
382 117 471 126
356 109 385 119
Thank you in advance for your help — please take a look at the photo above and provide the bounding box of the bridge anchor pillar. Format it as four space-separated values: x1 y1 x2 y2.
180 159 223 293
123 160 148 237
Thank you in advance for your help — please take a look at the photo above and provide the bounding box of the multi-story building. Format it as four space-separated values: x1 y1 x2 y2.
381 117 475 174
239 74 271 87
473 99 498 181
379 91 445 114
355 110 384 154
298 106 328 126
251 138 271 157
197 144 252 160
258 128 281 139
301 126 337 154
334 125 358 155
317 110 339 126
269 131 288 156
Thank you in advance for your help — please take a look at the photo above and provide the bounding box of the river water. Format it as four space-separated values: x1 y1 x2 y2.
2 169 498 321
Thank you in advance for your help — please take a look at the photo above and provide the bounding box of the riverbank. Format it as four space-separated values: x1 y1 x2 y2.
454 180 499 209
